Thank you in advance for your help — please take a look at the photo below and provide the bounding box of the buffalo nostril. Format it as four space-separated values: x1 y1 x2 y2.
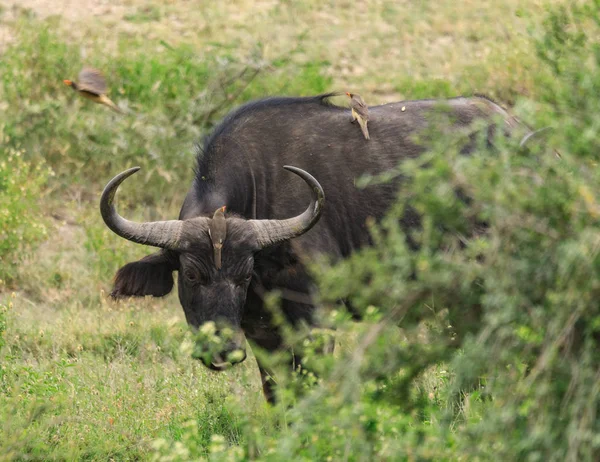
191 325 246 370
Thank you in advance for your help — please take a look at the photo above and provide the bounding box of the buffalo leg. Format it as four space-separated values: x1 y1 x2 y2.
258 363 277 404
244 281 329 403
254 349 307 405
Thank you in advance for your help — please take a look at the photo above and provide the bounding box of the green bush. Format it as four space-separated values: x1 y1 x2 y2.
0 145 52 284
150 1 600 460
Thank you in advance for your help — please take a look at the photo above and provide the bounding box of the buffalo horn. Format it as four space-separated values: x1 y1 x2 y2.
100 167 185 249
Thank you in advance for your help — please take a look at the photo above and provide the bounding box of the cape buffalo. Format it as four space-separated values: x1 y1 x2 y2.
100 94 519 401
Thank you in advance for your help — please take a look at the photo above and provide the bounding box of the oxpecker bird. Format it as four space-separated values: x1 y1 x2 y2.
208 206 227 269
63 67 122 113
346 92 370 140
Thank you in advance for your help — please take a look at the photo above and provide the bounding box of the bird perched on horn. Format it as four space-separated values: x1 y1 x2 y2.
346 92 370 140
63 67 122 113
209 206 227 270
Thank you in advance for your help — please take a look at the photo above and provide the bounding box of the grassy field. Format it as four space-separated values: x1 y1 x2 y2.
1 0 592 460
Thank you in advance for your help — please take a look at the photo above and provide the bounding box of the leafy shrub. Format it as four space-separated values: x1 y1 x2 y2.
0 145 53 284
151 1 600 460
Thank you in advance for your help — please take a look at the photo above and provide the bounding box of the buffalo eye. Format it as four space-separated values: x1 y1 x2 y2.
183 269 200 285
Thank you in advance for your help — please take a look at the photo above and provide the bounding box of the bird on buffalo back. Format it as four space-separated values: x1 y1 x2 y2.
346 92 370 140
63 67 122 113
209 206 227 270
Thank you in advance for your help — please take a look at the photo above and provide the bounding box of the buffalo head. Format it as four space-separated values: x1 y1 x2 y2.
100 166 324 370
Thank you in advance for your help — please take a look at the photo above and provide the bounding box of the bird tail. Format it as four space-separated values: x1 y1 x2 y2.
358 118 370 140
98 94 122 114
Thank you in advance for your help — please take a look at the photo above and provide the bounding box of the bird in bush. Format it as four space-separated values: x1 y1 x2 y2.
208 206 227 269
63 67 121 113
346 92 370 140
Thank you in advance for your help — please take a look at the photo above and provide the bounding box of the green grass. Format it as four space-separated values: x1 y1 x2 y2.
0 17 333 207
0 0 582 459
0 295 265 460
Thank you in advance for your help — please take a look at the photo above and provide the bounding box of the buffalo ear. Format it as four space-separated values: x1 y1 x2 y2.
110 251 179 298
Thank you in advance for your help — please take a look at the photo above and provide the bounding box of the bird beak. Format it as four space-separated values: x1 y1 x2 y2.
346 92 351 97
221 206 227 213
63 80 73 86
